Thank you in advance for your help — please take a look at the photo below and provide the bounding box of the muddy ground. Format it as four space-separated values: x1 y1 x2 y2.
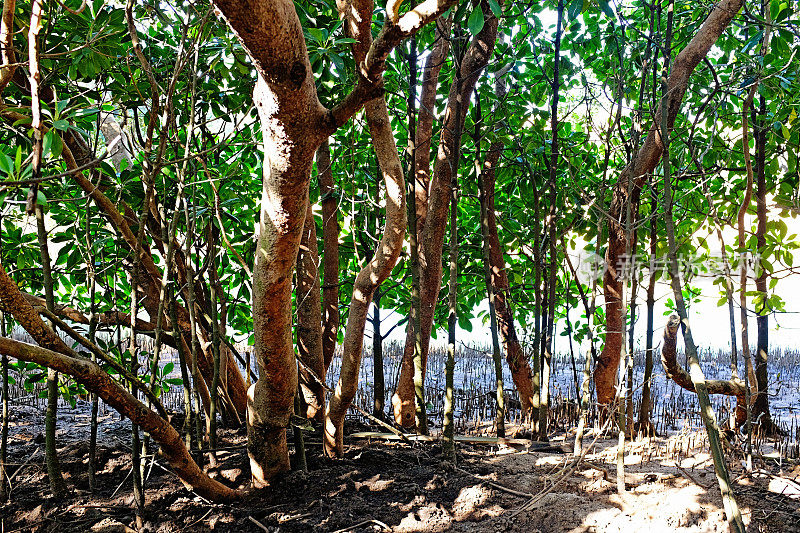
0 402 799 532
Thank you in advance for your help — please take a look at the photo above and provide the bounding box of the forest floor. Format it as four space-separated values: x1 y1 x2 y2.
1 403 799 532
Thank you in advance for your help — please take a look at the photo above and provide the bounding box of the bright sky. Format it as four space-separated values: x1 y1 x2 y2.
375 202 800 355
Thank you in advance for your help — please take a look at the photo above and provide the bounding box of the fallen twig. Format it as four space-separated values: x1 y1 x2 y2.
7 447 40 493
247 516 270 532
332 518 391 533
677 466 713 489
454 466 534 498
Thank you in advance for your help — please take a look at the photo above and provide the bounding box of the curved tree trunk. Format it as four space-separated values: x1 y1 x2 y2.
596 0 745 406
479 63 535 419
247 72 318 485
394 1 504 427
324 95 406 455
215 0 452 480
413 16 452 225
0 261 240 501
297 200 325 422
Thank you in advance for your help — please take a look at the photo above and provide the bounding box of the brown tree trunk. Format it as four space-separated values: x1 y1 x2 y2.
0 259 240 501
479 64 535 420
318 139 339 373
393 1 503 427
638 189 657 434
596 0 745 406
247 72 317 484
324 96 407 455
297 200 325 422
214 0 454 479
324 0 426 456
413 16 451 225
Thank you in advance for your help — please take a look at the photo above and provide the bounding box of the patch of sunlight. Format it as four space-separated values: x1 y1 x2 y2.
768 476 800 499
535 455 568 466
451 484 491 521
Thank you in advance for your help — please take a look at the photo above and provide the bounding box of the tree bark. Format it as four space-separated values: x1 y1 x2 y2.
324 95 407 455
318 139 339 373
413 16 451 226
479 63 535 420
638 190 657 434
0 0 15 95
372 289 384 419
297 200 325 422
477 114 505 439
324 0 417 456
596 0 745 406
213 0 454 476
394 1 503 427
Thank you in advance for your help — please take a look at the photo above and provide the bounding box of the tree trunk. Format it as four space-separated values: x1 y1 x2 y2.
662 73 745 525
372 289 384 419
318 139 339 373
443 151 458 459
297 200 325 422
0 336 241 501
215 0 452 475
753 94 772 431
406 35 429 436
248 71 317 483
394 1 503 427
479 63 535 420
596 0 745 406
638 189 657 434
324 94 407 456
413 17 451 225
540 0 563 440
323 0 423 455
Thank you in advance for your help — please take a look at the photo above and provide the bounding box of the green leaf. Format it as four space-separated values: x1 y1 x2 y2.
0 152 13 175
599 0 614 18
467 7 484 35
43 130 53 157
568 0 583 20
486 0 502 17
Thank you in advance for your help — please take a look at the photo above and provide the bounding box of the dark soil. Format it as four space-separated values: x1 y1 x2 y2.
0 403 799 532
